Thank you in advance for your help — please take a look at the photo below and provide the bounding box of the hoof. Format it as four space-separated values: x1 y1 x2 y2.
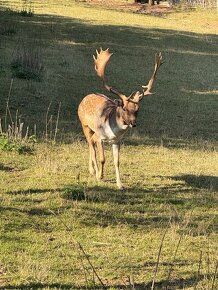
97 172 104 181
89 168 96 176
118 184 125 191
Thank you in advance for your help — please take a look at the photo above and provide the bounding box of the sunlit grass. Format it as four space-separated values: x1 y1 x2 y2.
182 88 218 95
0 0 218 34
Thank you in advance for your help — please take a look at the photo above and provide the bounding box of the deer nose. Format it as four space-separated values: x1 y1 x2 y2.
130 121 136 127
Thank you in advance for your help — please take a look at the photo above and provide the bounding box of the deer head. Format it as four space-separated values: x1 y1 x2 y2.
93 48 163 127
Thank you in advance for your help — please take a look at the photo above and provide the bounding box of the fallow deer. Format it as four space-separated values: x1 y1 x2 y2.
78 48 162 189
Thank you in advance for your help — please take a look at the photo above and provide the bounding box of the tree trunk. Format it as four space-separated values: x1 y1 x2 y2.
148 0 155 5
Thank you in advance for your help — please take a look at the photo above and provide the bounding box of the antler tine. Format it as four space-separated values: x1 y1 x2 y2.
127 91 137 101
141 52 163 99
93 48 125 100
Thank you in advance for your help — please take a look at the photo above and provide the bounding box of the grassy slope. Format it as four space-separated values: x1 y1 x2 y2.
0 1 218 289
0 0 218 141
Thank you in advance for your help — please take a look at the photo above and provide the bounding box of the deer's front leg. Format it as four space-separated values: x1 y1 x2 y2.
96 140 105 180
88 144 96 176
112 143 124 190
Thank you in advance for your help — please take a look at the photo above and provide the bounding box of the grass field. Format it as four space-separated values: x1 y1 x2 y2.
0 0 218 289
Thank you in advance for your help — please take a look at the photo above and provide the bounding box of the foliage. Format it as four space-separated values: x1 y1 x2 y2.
11 61 43 81
63 184 86 201
11 0 34 16
0 102 36 154
19 9 34 17
20 0 34 17
0 134 35 154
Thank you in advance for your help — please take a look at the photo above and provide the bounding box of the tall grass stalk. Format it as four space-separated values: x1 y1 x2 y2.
211 260 218 290
4 78 13 130
166 233 184 289
194 250 203 290
151 227 168 290
54 102 61 143
206 235 211 289
45 101 62 143
45 101 52 142
48 209 106 289
78 251 89 290
166 214 194 288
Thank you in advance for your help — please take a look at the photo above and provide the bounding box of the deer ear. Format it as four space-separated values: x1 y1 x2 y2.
114 99 123 107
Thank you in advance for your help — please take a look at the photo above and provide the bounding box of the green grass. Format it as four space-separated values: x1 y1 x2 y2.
0 143 218 289
0 1 218 289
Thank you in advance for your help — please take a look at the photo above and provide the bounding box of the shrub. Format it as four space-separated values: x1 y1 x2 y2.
19 0 34 17
0 134 35 154
19 9 34 17
0 104 36 154
11 42 44 81
63 185 86 201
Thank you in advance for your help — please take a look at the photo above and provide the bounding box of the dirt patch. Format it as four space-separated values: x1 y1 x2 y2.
84 0 172 16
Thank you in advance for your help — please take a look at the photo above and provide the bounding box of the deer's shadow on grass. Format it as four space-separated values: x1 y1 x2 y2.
61 178 218 232
172 174 218 192
3 174 218 231
6 188 63 195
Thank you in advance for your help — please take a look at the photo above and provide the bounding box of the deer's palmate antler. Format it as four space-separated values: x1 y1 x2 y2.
93 48 127 101
78 48 163 189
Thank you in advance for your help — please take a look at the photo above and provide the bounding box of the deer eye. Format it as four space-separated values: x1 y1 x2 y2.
135 106 139 112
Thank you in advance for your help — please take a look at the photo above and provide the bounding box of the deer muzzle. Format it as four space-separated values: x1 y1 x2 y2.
129 120 137 128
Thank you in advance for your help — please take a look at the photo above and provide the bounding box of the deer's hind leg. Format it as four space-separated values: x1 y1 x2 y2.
81 125 98 177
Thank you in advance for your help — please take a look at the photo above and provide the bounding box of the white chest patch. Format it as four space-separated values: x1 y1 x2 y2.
98 119 128 143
